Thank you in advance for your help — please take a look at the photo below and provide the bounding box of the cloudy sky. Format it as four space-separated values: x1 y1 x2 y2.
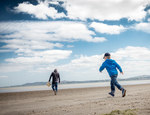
0 0 150 87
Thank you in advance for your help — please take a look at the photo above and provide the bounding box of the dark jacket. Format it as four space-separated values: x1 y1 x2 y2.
49 72 60 83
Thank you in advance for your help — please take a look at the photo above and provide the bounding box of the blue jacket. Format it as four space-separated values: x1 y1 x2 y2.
99 59 123 77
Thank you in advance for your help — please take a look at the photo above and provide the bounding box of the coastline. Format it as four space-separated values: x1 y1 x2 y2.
1 79 150 93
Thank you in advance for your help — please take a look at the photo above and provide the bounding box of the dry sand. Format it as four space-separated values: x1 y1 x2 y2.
0 84 150 115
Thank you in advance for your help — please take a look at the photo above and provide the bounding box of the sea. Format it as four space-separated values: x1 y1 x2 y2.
0 80 150 93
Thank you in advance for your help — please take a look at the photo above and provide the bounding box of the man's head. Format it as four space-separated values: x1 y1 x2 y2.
54 69 57 73
103 53 111 60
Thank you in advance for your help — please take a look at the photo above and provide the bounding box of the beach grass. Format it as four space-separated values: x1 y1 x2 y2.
101 109 137 115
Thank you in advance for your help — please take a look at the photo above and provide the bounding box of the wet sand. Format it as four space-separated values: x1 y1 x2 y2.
0 84 150 115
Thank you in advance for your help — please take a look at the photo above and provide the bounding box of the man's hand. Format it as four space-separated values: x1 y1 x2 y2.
120 72 124 75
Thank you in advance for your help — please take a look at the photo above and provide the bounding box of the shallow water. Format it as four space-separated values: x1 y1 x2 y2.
0 80 150 93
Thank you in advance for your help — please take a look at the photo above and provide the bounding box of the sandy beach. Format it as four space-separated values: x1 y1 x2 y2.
0 84 150 115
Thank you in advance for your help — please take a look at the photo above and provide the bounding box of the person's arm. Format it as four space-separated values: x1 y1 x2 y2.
58 73 60 83
99 62 105 72
114 61 123 73
49 73 53 82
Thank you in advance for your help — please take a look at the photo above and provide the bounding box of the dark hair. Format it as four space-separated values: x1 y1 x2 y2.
54 69 57 72
103 53 111 59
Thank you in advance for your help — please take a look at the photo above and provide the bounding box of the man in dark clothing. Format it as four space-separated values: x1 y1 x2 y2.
49 69 60 95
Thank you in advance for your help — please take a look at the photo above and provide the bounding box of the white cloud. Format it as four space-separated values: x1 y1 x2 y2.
134 22 150 33
5 50 72 64
56 54 104 80
14 1 66 19
112 46 150 60
13 0 149 21
0 76 8 78
0 63 33 72
0 50 72 72
65 0 148 21
0 21 106 44
87 37 107 42
1 39 63 51
90 22 126 34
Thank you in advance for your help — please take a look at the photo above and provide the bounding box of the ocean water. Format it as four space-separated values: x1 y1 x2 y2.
0 80 150 93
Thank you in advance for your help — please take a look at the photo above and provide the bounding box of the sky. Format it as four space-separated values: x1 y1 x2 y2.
0 0 150 87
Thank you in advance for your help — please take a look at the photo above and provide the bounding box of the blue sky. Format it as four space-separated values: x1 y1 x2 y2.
0 0 150 87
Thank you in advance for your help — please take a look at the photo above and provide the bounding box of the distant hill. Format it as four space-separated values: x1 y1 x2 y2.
11 75 150 87
118 75 150 81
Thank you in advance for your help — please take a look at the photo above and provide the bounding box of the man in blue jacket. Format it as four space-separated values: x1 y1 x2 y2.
99 53 126 97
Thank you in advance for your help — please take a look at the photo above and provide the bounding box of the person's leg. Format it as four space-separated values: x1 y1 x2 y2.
52 83 55 91
112 75 122 90
53 83 58 95
110 78 115 93
112 75 126 97
55 82 58 92
109 77 115 97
